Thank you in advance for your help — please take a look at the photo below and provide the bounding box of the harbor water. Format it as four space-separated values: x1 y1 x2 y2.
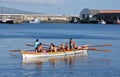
0 23 120 77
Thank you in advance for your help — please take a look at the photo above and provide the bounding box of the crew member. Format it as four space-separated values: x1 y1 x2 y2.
34 39 39 52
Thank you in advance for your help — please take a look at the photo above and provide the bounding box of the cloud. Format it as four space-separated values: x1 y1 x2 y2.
3 0 64 5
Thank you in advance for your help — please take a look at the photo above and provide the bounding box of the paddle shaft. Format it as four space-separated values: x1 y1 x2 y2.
74 47 111 52
84 44 112 47
10 50 21 52
25 44 111 52
26 44 59 48
87 48 111 52
26 44 112 48
10 49 35 52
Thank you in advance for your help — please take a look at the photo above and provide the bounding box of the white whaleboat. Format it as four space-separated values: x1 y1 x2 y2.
10 43 111 63
20 47 88 60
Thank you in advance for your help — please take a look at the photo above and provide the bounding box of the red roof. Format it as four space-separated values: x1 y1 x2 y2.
99 10 120 13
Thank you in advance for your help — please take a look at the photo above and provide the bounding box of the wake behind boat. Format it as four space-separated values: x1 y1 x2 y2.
21 47 88 60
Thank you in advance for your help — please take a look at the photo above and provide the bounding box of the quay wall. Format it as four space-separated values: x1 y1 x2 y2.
0 14 79 23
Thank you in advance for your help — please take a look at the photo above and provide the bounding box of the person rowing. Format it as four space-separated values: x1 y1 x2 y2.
65 43 69 51
53 44 57 52
59 44 65 51
49 43 57 52
49 43 54 52
37 43 43 52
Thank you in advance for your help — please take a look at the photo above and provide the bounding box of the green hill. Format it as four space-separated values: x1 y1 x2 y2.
0 6 37 14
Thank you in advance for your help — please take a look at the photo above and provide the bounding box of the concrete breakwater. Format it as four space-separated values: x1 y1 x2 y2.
0 14 79 24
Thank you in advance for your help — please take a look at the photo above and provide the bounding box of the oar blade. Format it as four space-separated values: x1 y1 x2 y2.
25 44 34 46
95 50 111 52
10 50 21 52
87 44 112 47
87 47 111 52
96 44 112 46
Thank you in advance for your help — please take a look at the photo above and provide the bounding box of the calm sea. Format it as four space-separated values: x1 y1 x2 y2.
0 23 120 77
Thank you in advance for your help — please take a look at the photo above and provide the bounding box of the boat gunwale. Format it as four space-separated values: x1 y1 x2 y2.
21 48 88 55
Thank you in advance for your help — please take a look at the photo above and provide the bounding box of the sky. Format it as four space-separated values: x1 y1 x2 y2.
0 0 120 15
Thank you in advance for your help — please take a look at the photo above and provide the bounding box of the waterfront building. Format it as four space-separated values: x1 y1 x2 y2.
80 8 99 21
80 8 120 24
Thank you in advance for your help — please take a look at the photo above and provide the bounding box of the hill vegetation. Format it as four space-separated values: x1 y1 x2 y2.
0 6 37 14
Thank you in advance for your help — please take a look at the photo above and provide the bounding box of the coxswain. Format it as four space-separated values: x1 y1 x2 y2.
69 38 76 49
34 39 39 52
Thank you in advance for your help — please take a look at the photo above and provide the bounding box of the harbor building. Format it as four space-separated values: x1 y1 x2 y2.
80 8 120 24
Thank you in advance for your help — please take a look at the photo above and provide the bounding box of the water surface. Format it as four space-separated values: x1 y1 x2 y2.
0 23 120 77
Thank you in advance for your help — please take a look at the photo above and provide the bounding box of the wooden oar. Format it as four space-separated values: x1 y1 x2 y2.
94 49 111 52
82 44 112 47
25 44 50 47
25 44 111 52
10 49 34 52
25 44 34 47
10 50 21 52
26 44 112 48
76 47 111 52
87 48 111 52
25 44 59 47
25 44 49 50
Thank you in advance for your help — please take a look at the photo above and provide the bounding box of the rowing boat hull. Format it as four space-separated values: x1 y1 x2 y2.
21 48 88 59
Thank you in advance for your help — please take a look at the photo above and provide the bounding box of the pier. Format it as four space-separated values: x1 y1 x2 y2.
0 14 80 24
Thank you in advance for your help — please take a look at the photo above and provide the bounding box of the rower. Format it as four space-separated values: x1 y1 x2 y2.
53 45 57 52
59 44 65 51
37 43 43 52
49 43 54 52
49 43 57 52
65 43 69 51
73 42 77 49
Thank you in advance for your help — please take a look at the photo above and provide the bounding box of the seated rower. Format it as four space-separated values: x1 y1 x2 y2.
53 45 57 52
49 43 54 52
59 44 65 51
73 42 77 49
37 43 43 52
49 43 57 52
65 43 69 51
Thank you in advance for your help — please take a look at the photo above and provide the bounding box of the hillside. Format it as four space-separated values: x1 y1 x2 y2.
0 6 37 14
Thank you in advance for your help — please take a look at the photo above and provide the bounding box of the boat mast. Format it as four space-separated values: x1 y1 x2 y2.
1 0 6 22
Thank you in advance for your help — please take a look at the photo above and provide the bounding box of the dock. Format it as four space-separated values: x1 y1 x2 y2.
0 14 80 24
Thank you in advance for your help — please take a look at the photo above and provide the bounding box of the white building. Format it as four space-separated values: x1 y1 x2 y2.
80 8 120 24
80 8 99 21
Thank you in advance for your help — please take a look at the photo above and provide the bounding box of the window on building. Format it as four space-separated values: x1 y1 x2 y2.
82 14 85 19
